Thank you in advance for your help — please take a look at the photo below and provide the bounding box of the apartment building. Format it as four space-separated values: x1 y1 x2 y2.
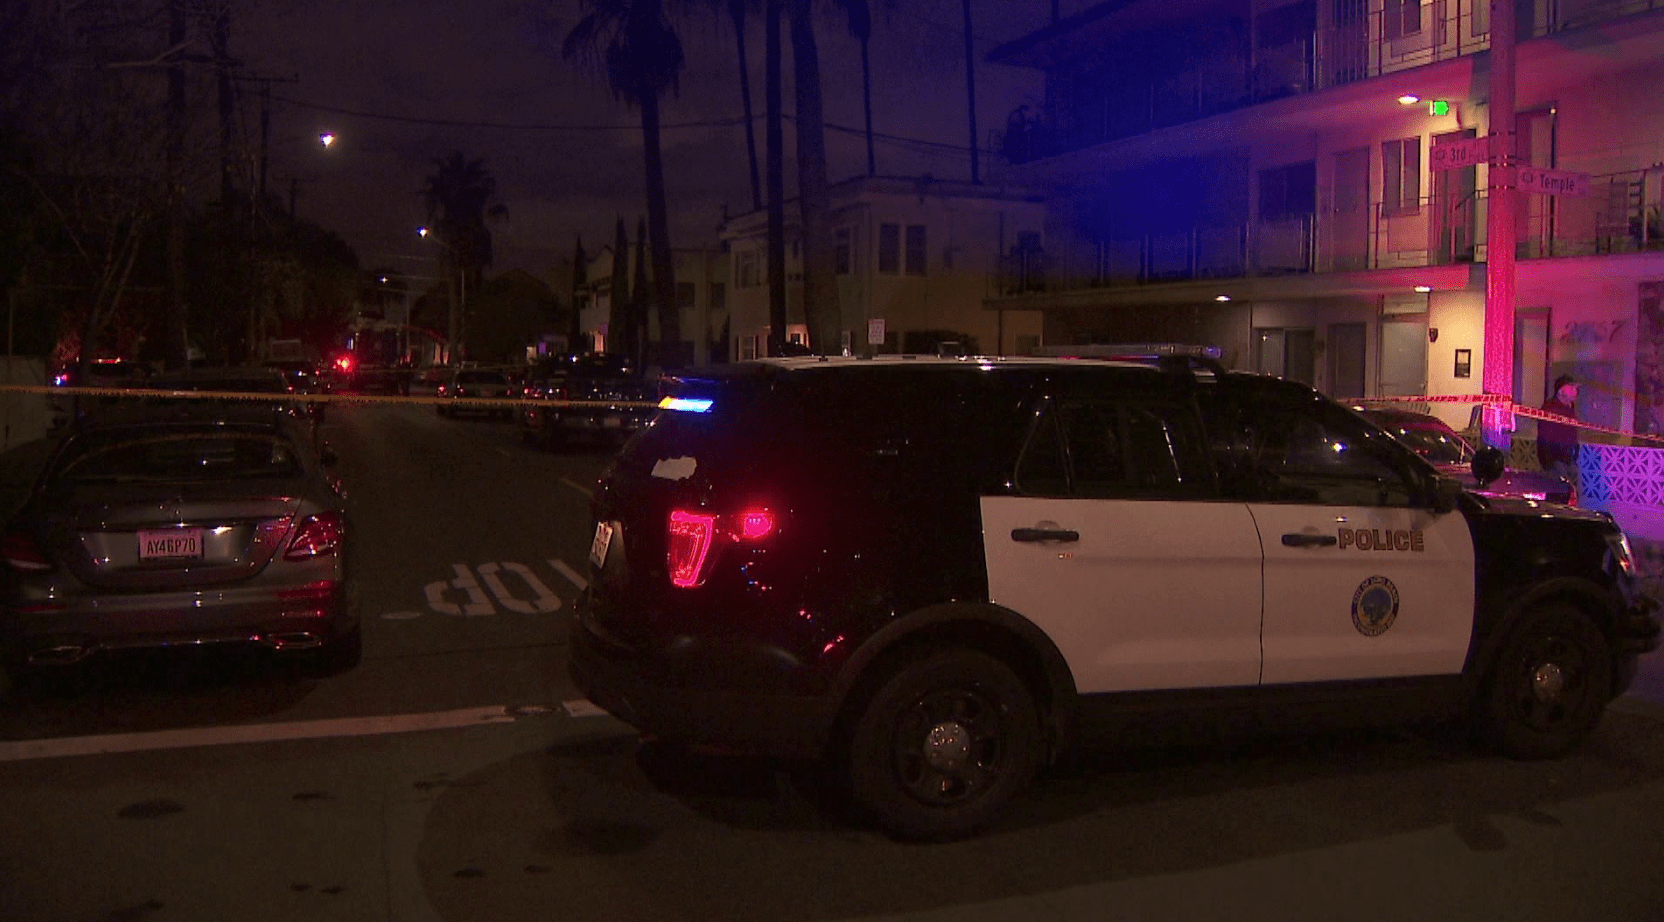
718 175 1048 359
985 0 1664 436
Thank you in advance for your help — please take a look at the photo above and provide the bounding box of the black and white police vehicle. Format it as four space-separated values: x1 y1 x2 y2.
571 355 1660 840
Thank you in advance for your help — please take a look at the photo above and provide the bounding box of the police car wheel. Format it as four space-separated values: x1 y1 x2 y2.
1477 603 1612 760
847 648 1041 841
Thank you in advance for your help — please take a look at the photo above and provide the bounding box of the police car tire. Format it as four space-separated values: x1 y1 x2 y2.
847 648 1041 841
1477 603 1612 760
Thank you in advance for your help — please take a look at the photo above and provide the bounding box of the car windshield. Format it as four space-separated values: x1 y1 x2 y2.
55 432 302 484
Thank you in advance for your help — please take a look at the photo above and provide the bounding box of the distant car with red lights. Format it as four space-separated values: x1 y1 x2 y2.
1356 406 1576 505
435 367 515 419
0 402 359 680
518 352 656 450
48 358 151 428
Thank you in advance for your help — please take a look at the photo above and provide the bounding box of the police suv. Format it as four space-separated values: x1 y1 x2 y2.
571 355 1660 840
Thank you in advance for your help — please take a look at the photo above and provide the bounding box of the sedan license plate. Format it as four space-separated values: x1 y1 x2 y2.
138 528 203 561
589 521 614 568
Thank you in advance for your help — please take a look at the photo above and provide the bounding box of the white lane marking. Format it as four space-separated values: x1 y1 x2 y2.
549 559 588 592
424 563 493 616
560 477 594 498
562 699 609 718
0 706 524 764
477 562 561 614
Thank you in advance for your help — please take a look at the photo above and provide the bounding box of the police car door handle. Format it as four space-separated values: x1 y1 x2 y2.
1282 533 1338 547
1011 527 1080 543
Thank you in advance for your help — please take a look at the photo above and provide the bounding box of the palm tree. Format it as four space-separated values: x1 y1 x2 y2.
765 0 786 353
724 0 763 211
609 217 630 355
786 0 839 354
420 151 502 359
845 0 876 177
568 235 588 353
961 0 980 184
564 0 683 367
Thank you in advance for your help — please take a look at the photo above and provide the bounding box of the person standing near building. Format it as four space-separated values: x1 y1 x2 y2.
1538 374 1580 480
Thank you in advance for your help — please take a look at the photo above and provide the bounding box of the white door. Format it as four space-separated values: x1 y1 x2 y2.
981 397 1263 694
982 497 1263 692
1240 396 1475 683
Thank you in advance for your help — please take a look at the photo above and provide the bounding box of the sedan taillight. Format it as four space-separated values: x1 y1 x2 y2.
285 512 344 560
667 508 776 588
1 529 53 572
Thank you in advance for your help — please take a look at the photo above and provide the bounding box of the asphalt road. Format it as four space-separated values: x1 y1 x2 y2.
0 402 1661 922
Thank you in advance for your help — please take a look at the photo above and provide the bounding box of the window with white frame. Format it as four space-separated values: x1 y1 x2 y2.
737 249 759 288
835 227 853 275
1382 137 1421 216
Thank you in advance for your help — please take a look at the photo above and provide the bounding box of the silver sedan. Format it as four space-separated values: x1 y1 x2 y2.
0 403 359 677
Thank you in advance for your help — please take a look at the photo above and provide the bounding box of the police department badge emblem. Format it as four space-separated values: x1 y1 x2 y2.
1351 576 1400 636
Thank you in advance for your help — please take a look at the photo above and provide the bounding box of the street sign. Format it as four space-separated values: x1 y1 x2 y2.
1516 166 1592 197
867 318 886 346
1430 136 1489 171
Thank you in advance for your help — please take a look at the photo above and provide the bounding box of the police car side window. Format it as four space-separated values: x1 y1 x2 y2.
1256 403 1416 506
1015 400 1213 499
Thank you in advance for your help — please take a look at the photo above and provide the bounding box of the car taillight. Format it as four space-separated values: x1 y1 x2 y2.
1 530 53 572
285 512 343 560
667 507 776 588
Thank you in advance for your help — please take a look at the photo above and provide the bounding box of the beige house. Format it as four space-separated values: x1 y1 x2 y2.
576 244 729 367
718 175 1048 359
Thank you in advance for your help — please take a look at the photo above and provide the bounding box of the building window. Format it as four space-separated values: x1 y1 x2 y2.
1383 0 1422 40
835 227 853 275
737 250 758 288
708 281 726 310
878 223 901 274
905 225 927 276
1383 137 1421 216
676 282 696 310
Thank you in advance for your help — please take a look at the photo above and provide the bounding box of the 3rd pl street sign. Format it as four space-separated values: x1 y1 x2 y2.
1516 166 1592 197
1431 136 1489 171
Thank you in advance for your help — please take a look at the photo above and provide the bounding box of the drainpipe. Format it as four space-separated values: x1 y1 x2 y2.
1481 0 1518 450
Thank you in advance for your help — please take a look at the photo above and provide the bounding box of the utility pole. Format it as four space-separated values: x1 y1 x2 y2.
1482 0 1518 450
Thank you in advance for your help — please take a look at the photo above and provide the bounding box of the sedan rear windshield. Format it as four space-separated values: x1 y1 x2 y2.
56 433 302 483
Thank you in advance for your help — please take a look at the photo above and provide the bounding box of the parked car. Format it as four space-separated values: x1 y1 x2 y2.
408 365 452 399
435 367 515 419
520 352 657 450
1355 405 1576 505
516 363 571 446
572 355 1657 840
48 358 152 429
0 402 359 678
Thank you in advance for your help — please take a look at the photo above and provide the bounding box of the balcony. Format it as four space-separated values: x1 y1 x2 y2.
1000 0 1664 166
989 167 1664 298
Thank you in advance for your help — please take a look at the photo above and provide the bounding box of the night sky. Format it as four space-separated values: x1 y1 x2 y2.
230 0 1072 283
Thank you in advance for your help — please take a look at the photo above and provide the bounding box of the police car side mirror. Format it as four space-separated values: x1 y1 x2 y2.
1431 475 1464 513
1472 446 1506 486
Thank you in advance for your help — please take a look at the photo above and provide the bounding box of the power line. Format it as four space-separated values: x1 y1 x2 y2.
268 94 996 158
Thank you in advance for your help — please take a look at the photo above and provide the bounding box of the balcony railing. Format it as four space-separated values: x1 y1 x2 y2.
1000 0 1664 166
990 167 1664 296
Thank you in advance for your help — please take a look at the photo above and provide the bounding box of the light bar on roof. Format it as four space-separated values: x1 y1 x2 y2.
659 396 713 413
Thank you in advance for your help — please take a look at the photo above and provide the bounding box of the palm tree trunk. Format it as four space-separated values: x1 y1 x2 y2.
861 38 875 177
788 0 839 354
639 89 681 367
765 0 786 354
962 0 980 185
730 0 762 212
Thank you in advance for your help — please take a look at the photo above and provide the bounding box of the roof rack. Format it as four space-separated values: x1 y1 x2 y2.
1033 343 1227 377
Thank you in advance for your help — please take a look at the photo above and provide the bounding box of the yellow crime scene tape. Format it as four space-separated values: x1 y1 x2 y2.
1355 392 1664 446
0 383 662 412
